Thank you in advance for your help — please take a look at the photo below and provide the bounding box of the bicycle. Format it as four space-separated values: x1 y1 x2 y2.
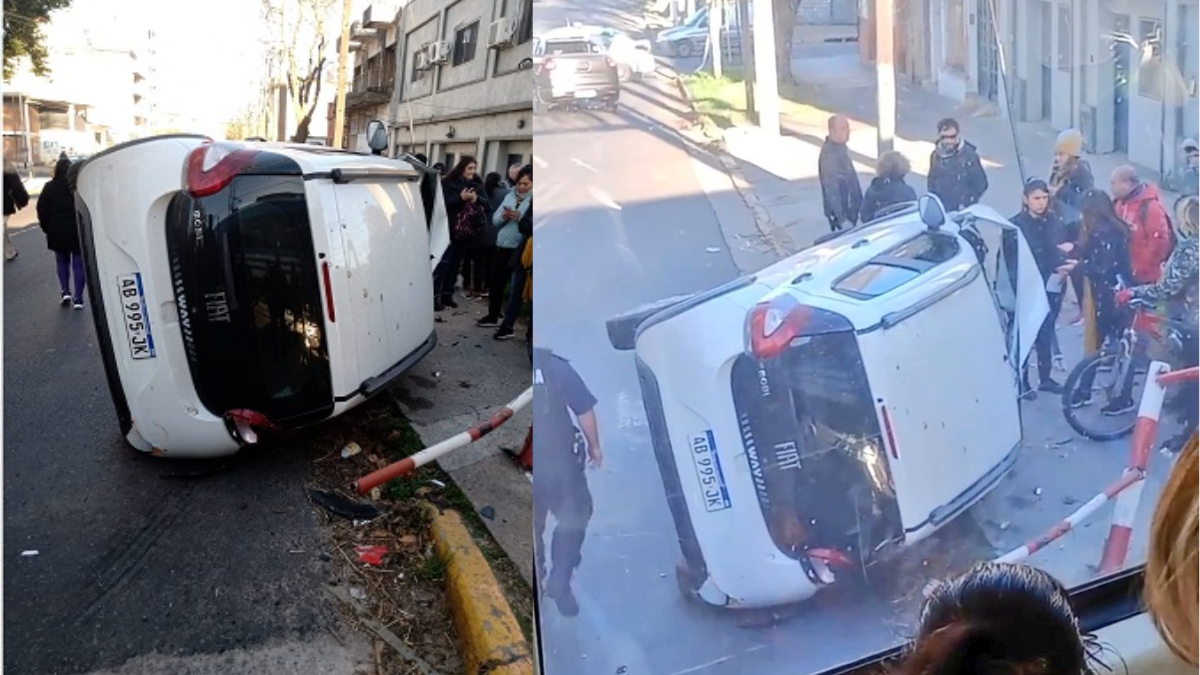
1061 296 1188 441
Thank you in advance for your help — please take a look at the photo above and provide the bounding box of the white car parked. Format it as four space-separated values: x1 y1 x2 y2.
606 196 1049 609
75 129 449 458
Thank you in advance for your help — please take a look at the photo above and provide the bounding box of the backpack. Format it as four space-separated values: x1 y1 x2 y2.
451 202 485 242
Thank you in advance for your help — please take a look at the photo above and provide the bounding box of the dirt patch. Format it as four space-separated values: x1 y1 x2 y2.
303 398 534 674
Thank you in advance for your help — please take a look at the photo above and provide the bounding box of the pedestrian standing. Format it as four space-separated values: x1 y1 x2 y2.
533 345 603 617
433 156 489 311
461 171 506 299
506 162 523 188
1066 189 1133 412
496 200 532 341
817 115 862 232
4 159 30 261
859 150 917 223
1182 138 1199 197
36 157 87 309
479 165 531 328
1111 164 1173 285
927 117 989 212
1048 129 1094 318
1009 178 1070 395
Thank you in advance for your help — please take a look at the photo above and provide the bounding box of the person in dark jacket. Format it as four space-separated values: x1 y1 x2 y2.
497 195 532 341
1066 189 1134 412
860 151 917 223
1047 129 1094 314
433 156 490 311
36 158 86 308
4 159 30 261
460 171 506 299
1010 178 1070 395
817 115 862 232
927 118 989 211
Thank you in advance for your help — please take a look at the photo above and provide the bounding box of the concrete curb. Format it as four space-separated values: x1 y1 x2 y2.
671 73 794 258
425 503 532 675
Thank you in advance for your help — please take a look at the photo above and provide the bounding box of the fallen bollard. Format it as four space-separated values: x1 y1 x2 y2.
352 386 534 494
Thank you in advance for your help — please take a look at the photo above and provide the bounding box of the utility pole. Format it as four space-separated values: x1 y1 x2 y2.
277 0 288 142
749 0 779 136
709 0 723 78
874 0 896 156
332 0 354 149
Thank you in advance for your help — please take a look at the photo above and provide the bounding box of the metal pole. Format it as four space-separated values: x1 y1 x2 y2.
709 0 723 78
333 0 354 149
875 0 896 156
750 0 779 136
987 0 1026 182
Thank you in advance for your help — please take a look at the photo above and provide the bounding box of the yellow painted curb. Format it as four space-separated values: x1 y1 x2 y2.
425 504 532 675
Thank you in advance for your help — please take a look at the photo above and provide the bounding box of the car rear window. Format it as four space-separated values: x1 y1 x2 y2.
166 173 334 426
833 232 961 299
546 39 601 54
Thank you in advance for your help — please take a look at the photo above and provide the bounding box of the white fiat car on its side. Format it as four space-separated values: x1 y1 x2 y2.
606 196 1049 609
74 127 449 458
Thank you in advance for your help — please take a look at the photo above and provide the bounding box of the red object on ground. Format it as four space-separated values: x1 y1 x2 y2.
518 426 532 470
355 545 388 566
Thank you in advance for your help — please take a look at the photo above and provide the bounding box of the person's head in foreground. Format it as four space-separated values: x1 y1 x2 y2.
1144 431 1198 666
897 562 1095 675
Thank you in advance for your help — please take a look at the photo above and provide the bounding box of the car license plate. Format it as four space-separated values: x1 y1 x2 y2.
688 431 731 512
575 89 597 99
117 273 156 360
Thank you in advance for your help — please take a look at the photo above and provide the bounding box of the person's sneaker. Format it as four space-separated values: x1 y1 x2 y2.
442 297 458 309
73 298 84 310
477 316 500 327
1038 379 1064 394
1069 392 1093 409
546 573 579 617
60 292 72 306
1101 399 1136 416
494 326 515 340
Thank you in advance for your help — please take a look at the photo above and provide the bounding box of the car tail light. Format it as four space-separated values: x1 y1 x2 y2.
321 260 336 323
185 142 260 198
224 409 276 445
745 295 854 360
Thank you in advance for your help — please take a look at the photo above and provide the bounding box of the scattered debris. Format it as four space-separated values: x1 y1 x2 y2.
20 550 38 557
355 545 389 567
1033 487 1043 496
341 442 363 459
999 521 1011 530
350 586 367 601
309 488 383 522
1063 496 1078 506
479 506 496 521
706 246 721 253
370 487 382 501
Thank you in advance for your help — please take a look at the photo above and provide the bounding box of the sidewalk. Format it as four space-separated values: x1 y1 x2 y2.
720 46 1182 252
389 299 534 585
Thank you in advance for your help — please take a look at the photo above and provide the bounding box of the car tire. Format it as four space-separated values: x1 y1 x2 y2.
674 561 703 602
674 40 694 59
606 293 695 351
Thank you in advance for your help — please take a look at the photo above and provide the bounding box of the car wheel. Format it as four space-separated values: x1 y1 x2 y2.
606 292 695 351
675 40 694 59
675 561 702 602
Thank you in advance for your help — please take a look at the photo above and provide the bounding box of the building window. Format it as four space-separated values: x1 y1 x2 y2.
517 0 533 44
452 21 479 66
444 152 457 168
1056 4 1073 70
944 0 967 72
411 50 425 82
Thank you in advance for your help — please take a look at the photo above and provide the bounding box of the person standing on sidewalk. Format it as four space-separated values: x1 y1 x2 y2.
36 157 87 309
506 161 523 188
461 172 506 300
860 151 917 223
479 165 531 329
496 201 532 342
1048 129 1094 317
1111 165 1173 285
1009 178 1070 396
533 345 603 617
818 115 862 232
433 156 489 311
4 159 30 261
927 117 989 212
1181 138 1198 197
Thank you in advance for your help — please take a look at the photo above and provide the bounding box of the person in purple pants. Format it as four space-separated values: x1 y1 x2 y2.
36 157 86 309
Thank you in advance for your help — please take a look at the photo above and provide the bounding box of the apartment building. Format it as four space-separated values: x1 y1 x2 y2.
387 0 533 172
332 2 402 151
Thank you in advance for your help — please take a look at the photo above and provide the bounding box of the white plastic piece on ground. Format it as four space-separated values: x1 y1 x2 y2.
810 557 836 585
20 551 38 557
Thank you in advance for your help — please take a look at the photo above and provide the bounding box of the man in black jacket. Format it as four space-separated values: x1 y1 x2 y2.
818 115 862 232
1009 178 1072 395
928 118 989 211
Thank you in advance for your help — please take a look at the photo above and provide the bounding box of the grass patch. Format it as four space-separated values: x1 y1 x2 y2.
415 548 454 582
681 69 837 131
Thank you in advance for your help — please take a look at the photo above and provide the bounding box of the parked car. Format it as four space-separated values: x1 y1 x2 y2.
532 29 621 113
74 131 450 458
653 5 745 59
606 195 1049 609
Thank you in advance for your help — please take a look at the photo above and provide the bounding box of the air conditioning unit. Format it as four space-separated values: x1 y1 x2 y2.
427 40 450 65
414 48 431 72
487 17 517 49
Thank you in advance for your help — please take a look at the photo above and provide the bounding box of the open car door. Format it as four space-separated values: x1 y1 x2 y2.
406 154 449 270
958 206 1050 382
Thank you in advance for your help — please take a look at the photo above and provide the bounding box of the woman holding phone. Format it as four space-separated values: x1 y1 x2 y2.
479 164 531 329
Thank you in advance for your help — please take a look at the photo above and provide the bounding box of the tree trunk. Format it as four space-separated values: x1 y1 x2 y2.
772 0 796 84
293 114 313 143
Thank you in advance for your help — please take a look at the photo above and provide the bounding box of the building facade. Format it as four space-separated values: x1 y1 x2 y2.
385 0 533 172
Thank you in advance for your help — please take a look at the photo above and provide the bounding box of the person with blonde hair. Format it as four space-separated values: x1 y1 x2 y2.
1143 431 1198 666
860 150 918 223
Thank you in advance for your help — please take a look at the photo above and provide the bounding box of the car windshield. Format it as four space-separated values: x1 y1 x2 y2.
545 38 600 55
165 173 333 426
535 0 1195 673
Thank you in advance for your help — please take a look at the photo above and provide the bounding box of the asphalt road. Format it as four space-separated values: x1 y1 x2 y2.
3 220 356 673
533 2 1176 675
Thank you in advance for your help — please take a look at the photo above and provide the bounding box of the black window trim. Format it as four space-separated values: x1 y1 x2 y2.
451 20 480 66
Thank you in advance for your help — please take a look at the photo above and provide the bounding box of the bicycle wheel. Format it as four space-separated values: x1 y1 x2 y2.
1061 351 1139 441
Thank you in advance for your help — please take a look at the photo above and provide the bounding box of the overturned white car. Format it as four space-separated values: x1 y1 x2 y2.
607 196 1049 609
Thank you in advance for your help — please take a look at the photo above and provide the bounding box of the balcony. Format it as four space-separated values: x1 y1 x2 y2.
362 2 399 30
345 86 392 111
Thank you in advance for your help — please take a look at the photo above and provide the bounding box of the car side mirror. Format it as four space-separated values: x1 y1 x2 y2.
365 119 388 155
918 193 947 229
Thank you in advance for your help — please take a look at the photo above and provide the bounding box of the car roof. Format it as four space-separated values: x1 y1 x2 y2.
237 142 419 176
